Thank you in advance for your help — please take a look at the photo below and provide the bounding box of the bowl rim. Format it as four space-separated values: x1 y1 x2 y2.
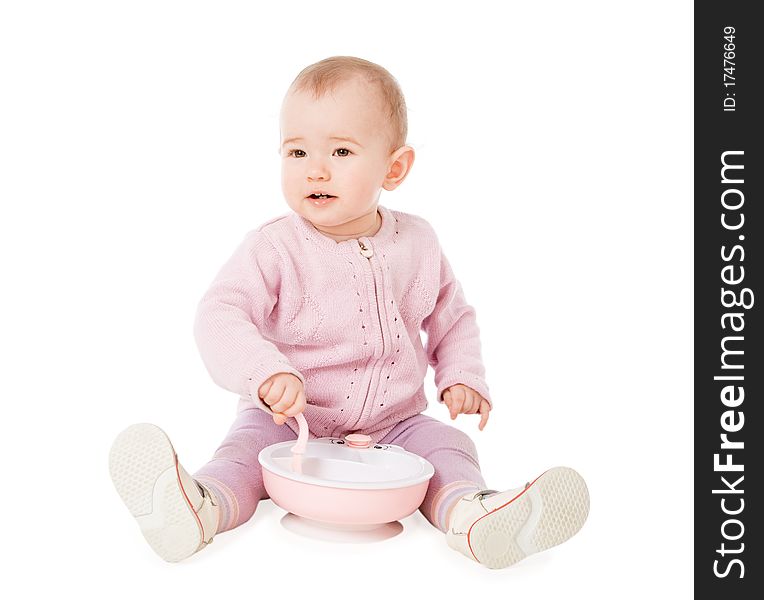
258 439 435 490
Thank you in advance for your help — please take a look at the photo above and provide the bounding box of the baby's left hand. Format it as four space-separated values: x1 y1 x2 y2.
442 384 491 431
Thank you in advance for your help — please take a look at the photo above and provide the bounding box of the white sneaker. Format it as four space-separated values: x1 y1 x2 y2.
446 466 589 569
109 423 220 562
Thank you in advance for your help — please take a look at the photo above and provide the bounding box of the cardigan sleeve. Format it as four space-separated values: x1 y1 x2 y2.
421 246 492 408
193 230 304 403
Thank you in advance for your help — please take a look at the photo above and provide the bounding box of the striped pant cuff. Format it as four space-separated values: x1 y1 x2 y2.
430 480 483 533
194 476 239 533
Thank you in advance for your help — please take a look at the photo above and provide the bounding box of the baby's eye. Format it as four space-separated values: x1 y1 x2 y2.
287 149 306 158
333 148 351 157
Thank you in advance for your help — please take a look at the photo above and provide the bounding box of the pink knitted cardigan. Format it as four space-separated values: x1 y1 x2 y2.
193 204 491 443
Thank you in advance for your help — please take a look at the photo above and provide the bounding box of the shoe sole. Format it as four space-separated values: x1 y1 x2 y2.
468 466 590 569
109 423 204 562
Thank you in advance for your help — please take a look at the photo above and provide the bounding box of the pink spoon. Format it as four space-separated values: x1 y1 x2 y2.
291 413 309 473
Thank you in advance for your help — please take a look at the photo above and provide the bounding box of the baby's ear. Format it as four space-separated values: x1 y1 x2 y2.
383 145 416 191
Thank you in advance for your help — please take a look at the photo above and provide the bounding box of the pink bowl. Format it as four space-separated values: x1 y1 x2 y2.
259 435 435 526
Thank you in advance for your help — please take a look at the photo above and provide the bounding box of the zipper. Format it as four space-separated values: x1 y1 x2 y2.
351 238 384 430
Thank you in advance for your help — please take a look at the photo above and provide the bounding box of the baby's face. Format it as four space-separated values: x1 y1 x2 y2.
280 78 395 230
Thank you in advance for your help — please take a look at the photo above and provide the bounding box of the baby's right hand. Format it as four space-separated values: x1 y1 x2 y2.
258 373 306 425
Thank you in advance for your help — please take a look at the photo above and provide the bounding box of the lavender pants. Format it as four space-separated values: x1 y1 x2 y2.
194 408 486 534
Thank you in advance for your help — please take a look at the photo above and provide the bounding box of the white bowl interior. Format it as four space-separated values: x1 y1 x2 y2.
261 440 433 489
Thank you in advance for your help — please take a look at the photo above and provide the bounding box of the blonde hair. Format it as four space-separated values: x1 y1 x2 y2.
286 56 407 152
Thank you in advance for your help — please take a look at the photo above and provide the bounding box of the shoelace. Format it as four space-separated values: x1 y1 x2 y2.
473 481 531 501
473 489 500 500
195 481 219 507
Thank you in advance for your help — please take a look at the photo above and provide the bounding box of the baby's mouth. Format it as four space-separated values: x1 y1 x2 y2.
307 193 336 200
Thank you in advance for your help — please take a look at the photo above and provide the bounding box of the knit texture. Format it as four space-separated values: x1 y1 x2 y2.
193 204 491 443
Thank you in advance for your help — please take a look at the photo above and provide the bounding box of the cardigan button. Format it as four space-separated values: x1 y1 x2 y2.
358 240 373 258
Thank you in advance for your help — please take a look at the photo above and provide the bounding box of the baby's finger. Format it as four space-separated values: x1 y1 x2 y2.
449 387 465 419
272 413 288 426
263 380 287 407
478 401 490 431
270 387 297 414
258 378 274 399
461 389 478 414
283 390 306 417
442 389 452 411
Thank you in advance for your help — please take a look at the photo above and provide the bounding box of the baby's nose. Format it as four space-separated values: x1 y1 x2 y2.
307 160 330 181
307 170 330 181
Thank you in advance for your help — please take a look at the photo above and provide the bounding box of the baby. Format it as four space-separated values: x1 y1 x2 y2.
109 56 589 569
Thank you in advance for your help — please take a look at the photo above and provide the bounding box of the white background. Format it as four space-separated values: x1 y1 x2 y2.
0 1 693 597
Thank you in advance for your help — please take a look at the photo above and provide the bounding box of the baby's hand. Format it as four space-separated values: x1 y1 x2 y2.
258 373 306 426
442 384 491 431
